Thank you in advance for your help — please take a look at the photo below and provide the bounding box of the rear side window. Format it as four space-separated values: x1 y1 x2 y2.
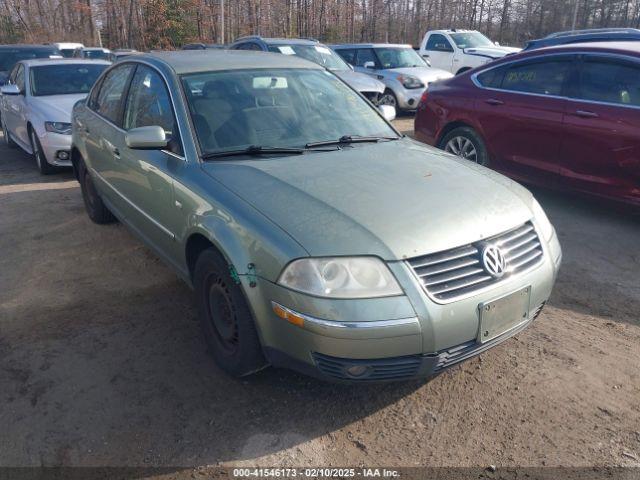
576 57 640 107
336 49 356 65
355 48 377 67
93 64 134 125
501 59 571 96
476 67 505 88
123 65 182 155
426 34 453 52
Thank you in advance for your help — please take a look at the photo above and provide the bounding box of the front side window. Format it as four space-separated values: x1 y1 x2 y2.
124 65 182 154
29 64 107 96
182 68 397 154
374 47 427 69
576 56 640 107
501 59 571 96
93 64 134 125
335 49 356 65
426 34 453 52
450 32 494 49
355 48 377 67
14 65 25 92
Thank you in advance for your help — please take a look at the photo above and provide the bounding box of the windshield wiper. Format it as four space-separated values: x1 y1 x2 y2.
202 144 341 160
305 135 400 148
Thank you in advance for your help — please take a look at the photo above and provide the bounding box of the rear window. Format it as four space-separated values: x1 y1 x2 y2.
30 64 107 96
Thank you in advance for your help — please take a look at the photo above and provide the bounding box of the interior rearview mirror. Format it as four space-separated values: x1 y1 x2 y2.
363 61 375 69
125 126 168 150
1 84 21 96
378 104 396 122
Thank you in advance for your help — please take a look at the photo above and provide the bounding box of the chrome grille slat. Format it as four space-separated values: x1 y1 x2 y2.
408 221 544 302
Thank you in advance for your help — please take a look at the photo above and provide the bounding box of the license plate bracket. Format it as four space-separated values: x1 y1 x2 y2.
478 286 531 343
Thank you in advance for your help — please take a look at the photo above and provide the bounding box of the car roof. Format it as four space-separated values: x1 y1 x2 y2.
331 43 412 49
138 50 323 74
20 59 111 67
526 29 640 49
233 36 320 46
540 40 640 54
0 44 59 51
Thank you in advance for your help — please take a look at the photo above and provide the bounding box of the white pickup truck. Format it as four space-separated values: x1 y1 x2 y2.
418 29 520 75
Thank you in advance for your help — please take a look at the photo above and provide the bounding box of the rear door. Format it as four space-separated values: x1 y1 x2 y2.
472 55 574 185
559 54 640 203
118 64 184 262
422 34 454 72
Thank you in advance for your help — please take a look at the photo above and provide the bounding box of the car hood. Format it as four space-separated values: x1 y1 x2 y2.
201 139 535 260
387 66 453 83
29 93 88 122
464 46 521 59
333 70 385 93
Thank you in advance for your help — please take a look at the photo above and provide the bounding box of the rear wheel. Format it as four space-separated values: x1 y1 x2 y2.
29 127 55 175
439 126 490 166
194 248 266 377
78 160 116 224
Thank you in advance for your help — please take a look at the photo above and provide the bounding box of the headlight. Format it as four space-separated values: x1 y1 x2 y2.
531 198 554 241
278 257 403 299
397 75 424 89
45 121 72 135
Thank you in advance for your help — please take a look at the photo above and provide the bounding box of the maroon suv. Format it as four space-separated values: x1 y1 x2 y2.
415 41 640 207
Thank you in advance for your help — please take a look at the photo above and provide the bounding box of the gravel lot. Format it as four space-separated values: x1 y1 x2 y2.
1 119 639 471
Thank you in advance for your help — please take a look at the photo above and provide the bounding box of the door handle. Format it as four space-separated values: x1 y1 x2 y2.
485 98 504 106
574 110 598 118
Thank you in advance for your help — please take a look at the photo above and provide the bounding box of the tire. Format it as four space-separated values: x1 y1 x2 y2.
378 89 398 109
439 126 490 166
29 127 55 175
78 159 116 224
2 118 17 148
194 248 266 377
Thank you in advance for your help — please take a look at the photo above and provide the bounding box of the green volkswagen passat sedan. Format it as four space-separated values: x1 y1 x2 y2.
71 50 562 381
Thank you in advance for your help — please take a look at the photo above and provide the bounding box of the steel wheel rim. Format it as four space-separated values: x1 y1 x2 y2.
445 136 478 163
379 93 397 107
205 276 239 355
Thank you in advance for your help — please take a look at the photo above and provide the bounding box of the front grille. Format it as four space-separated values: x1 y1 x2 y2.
408 221 544 302
312 352 421 381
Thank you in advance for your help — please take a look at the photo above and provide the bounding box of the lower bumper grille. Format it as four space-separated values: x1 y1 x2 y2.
408 221 544 302
312 352 421 381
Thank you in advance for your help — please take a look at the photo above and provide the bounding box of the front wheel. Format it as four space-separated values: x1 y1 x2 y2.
439 126 490 166
194 249 266 377
30 128 55 174
378 89 398 109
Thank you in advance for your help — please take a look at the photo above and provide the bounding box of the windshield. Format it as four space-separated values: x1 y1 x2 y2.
267 44 350 71
374 48 427 69
0 48 60 72
450 32 494 49
30 63 107 96
84 50 109 60
182 68 396 155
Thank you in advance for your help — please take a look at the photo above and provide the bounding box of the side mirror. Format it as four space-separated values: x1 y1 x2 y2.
125 126 168 150
1 84 21 96
363 61 375 69
378 104 396 122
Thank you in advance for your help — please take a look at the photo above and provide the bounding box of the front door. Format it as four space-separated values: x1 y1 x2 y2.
559 54 640 203
4 64 28 147
422 34 454 72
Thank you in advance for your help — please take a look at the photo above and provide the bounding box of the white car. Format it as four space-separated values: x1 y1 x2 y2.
74 47 112 61
51 42 85 58
0 59 109 174
419 29 520 75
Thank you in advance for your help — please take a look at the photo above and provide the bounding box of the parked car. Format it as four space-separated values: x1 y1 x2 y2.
0 44 61 86
182 43 226 50
51 42 84 58
332 43 453 110
1 59 109 173
228 36 387 106
418 29 520 75
74 47 111 60
414 41 640 207
108 49 140 62
71 50 560 381
524 28 640 50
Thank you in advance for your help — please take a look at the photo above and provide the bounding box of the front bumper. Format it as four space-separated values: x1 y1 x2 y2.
394 86 425 110
40 131 72 167
244 227 562 382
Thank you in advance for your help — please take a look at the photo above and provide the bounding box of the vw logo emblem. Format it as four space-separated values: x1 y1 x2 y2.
482 245 507 278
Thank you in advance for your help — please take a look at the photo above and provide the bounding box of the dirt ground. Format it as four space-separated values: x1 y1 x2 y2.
1 117 639 472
